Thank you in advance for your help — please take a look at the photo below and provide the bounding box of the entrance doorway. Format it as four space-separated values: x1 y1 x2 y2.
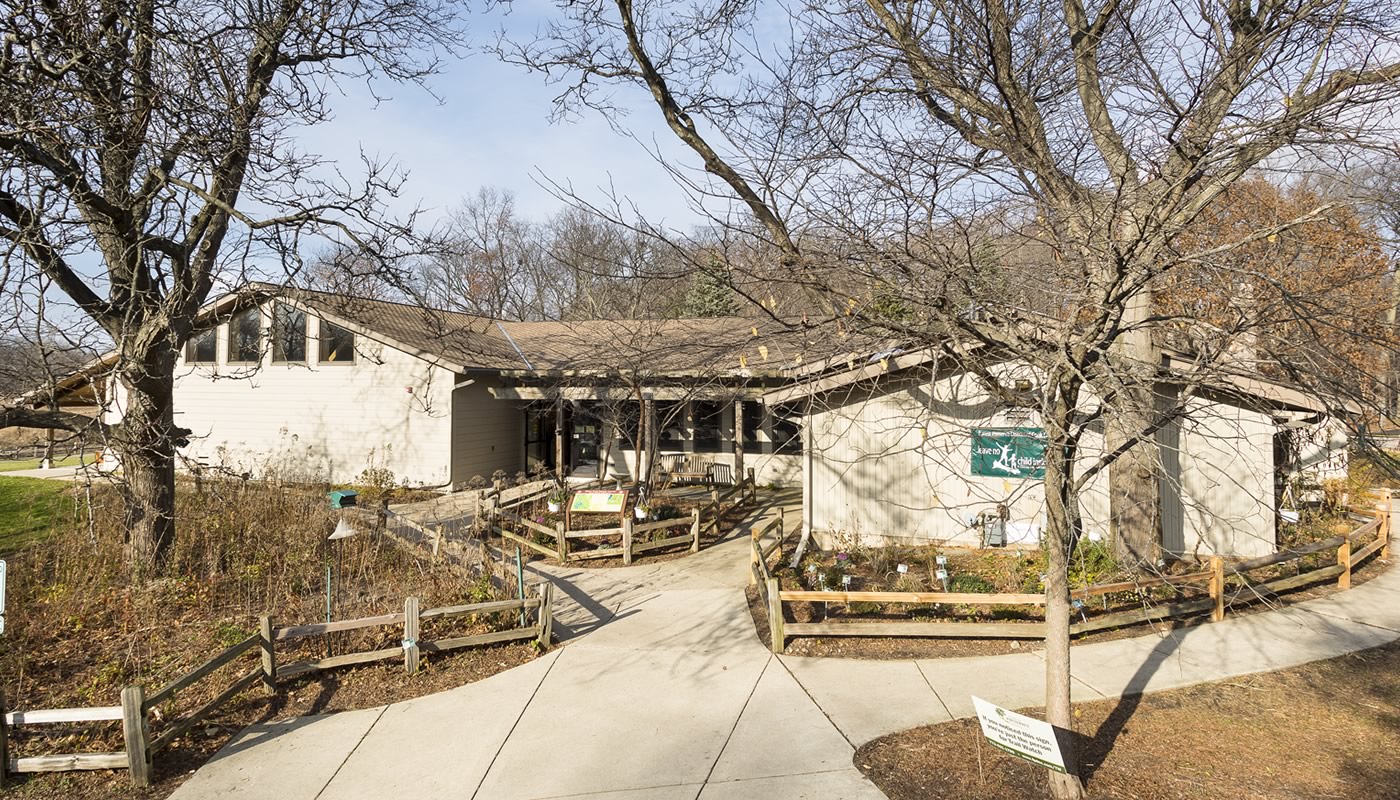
525 401 607 477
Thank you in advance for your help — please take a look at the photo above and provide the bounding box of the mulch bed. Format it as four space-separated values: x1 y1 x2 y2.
745 555 1390 660
855 637 1400 799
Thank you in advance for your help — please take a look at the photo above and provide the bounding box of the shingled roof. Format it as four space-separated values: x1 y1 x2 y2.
240 286 888 378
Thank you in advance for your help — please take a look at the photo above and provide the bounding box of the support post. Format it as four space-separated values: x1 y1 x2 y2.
121 685 151 787
404 596 420 675
556 521 568 562
691 509 701 554
537 582 554 647
1338 538 1352 590
622 516 634 565
734 398 745 481
1209 556 1225 622
258 614 276 690
644 396 657 488
555 397 566 482
767 576 784 654
747 467 756 504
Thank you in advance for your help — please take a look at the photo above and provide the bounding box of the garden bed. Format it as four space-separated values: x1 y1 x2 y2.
490 486 756 567
749 509 1388 659
855 636 1400 799
0 476 544 799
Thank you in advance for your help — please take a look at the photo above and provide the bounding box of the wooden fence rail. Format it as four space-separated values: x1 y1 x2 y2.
764 493 1392 654
492 472 757 565
0 583 557 788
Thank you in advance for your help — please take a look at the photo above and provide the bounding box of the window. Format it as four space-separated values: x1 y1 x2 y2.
228 308 262 364
773 404 802 454
693 400 725 453
654 401 687 451
185 329 216 365
616 402 642 449
271 303 307 363
318 320 356 364
741 402 762 448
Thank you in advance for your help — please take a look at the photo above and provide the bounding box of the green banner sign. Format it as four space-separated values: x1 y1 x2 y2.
970 428 1047 480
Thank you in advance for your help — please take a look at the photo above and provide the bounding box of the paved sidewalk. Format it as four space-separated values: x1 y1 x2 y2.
170 506 1400 800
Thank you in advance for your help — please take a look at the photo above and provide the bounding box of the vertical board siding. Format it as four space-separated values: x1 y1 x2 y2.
450 377 523 485
808 367 1276 558
171 309 456 485
1177 397 1275 558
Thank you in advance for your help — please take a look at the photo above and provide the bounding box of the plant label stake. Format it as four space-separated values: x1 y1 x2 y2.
896 563 908 574
327 519 359 657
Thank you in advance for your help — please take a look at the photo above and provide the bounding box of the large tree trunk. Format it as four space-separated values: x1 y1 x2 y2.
1107 285 1161 565
112 348 182 569
1044 392 1086 800
1106 402 1161 565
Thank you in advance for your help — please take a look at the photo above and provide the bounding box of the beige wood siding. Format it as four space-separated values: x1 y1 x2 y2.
807 367 1116 550
450 376 523 485
1176 396 1276 558
806 367 1276 557
171 308 456 485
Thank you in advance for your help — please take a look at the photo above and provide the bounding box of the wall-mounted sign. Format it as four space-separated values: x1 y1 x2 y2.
971 696 1067 773
970 428 1047 479
570 491 627 514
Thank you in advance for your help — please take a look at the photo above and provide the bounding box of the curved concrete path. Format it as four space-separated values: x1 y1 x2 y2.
171 501 1400 800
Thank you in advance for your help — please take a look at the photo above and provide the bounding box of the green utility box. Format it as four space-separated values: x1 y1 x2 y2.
328 489 359 509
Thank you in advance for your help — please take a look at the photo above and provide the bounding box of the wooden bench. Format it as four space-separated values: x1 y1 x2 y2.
659 455 716 488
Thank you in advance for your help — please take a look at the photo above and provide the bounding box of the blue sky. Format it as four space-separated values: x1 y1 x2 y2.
294 17 706 229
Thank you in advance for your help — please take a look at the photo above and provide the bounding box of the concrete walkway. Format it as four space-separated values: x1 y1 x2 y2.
170 502 1400 800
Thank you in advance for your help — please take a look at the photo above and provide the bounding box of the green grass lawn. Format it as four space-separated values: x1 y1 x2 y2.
0 454 86 473
0 476 72 555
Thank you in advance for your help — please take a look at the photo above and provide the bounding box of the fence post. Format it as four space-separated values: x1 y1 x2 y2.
121 685 151 787
258 614 276 691
404 596 420 675
536 582 554 647
1380 491 1392 560
0 688 8 788
556 521 568 562
749 527 761 585
622 516 634 565
1338 537 1352 590
767 576 785 654
747 467 756 504
691 509 701 553
1209 556 1225 622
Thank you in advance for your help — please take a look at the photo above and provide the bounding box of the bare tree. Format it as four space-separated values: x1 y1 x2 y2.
0 0 464 567
497 0 1400 795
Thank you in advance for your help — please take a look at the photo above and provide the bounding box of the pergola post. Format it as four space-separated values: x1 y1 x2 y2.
554 397 566 481
733 397 745 481
642 394 656 487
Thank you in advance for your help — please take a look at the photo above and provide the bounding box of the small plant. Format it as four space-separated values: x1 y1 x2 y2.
467 474 488 490
214 621 251 648
947 573 995 593
652 503 684 520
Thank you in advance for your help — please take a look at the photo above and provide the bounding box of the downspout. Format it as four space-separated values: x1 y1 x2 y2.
804 395 814 540
494 321 535 480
